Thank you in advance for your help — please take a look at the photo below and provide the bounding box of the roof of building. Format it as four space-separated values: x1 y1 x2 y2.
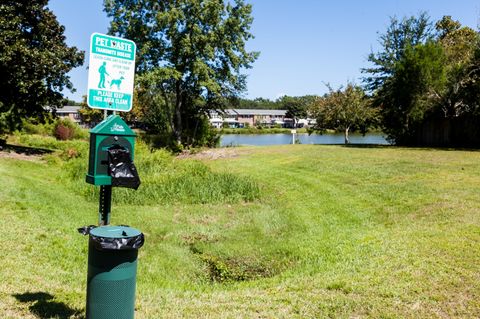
55 105 81 113
223 109 286 116
45 105 81 113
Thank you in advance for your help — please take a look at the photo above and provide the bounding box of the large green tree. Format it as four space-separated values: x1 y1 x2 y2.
0 0 84 135
379 41 446 144
104 0 258 147
363 12 433 93
362 13 450 144
311 84 377 144
457 37 480 118
434 16 479 118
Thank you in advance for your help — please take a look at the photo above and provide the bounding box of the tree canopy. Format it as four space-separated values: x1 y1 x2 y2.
104 0 259 148
310 84 377 144
363 13 480 145
0 0 84 135
362 12 433 93
434 16 479 118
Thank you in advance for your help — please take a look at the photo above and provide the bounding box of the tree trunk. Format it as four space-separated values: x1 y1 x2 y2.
174 82 183 144
161 89 175 135
344 127 350 144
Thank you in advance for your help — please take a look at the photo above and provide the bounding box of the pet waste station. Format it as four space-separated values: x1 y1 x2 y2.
79 33 143 319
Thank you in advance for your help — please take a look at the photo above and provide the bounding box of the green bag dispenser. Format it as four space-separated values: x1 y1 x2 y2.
86 115 137 186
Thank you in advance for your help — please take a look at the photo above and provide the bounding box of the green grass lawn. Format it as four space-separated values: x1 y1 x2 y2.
1 142 479 318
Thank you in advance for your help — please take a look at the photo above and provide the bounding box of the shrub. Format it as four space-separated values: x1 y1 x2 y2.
61 148 80 160
21 117 56 136
54 123 74 140
52 118 88 140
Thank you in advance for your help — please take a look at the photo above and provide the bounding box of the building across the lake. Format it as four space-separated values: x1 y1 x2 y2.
55 105 82 125
45 106 314 130
210 109 290 128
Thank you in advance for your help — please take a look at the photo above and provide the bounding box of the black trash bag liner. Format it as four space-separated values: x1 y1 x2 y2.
77 225 145 251
107 145 141 190
78 225 97 235
90 232 145 251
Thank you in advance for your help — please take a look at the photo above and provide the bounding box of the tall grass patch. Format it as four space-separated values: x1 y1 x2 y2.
9 133 260 205
56 140 261 205
20 118 88 140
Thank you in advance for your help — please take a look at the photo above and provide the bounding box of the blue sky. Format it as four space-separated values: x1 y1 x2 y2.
49 0 479 102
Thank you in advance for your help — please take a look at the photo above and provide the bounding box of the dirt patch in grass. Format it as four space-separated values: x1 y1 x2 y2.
183 233 288 283
0 150 43 162
199 253 285 283
182 232 220 248
0 143 53 162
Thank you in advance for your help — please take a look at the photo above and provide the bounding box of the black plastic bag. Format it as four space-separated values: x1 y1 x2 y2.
107 145 141 190
90 232 145 251
77 225 145 251
78 225 96 235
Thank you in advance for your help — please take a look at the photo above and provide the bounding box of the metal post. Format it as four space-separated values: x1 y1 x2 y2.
98 185 112 225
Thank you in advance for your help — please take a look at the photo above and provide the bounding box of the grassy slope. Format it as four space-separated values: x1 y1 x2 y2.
1 144 479 318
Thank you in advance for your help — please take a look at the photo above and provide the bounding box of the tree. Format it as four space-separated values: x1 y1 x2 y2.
279 96 308 127
311 83 377 144
375 41 447 144
104 0 259 148
433 16 479 118
236 97 278 110
78 96 103 126
363 12 433 93
362 13 449 144
456 38 480 117
63 99 82 106
0 0 84 135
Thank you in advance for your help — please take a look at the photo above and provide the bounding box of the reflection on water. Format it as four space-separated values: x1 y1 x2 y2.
220 133 389 147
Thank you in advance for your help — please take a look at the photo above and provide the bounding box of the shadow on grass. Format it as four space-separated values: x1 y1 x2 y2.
2 143 53 155
13 292 83 319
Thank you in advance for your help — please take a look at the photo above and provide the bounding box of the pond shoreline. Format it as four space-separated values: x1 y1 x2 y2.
220 132 389 147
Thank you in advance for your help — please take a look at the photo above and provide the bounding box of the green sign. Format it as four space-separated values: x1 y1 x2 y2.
87 33 136 112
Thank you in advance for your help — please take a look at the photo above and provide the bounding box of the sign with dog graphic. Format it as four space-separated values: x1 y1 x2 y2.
87 33 136 112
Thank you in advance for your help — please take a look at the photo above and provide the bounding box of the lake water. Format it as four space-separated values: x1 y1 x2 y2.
220 133 389 147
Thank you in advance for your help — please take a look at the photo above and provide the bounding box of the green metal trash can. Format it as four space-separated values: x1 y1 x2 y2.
86 225 144 319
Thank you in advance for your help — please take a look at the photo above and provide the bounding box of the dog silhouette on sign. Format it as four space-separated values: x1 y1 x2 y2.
110 76 125 90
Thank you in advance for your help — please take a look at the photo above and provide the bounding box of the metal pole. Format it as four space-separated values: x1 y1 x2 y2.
98 185 112 225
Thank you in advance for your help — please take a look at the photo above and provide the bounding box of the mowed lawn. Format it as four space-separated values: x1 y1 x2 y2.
1 144 479 318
